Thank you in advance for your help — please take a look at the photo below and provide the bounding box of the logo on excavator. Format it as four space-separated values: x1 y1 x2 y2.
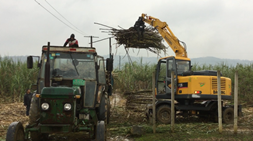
200 83 205 87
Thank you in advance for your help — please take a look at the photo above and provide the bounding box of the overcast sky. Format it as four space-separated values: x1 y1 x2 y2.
0 0 252 60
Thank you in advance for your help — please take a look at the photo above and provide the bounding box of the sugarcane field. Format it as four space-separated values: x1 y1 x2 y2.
1 1 253 141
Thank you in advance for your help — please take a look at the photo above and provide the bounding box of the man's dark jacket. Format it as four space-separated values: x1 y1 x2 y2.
24 93 32 106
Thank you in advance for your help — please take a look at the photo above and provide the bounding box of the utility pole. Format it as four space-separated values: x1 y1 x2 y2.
84 36 99 47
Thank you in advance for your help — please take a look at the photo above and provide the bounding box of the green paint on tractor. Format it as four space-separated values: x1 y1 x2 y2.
73 79 85 86
41 87 80 95
40 99 76 124
40 87 81 98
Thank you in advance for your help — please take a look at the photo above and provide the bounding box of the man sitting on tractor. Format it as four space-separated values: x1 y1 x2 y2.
64 34 79 47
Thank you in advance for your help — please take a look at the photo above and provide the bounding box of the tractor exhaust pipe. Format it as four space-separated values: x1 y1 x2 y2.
45 42 50 87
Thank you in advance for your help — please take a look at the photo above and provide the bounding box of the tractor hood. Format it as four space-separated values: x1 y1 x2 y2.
39 87 80 124
41 87 81 98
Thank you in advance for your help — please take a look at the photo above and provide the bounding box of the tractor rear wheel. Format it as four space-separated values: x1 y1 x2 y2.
95 92 108 141
104 93 109 140
95 121 105 141
29 94 40 125
6 122 25 141
157 105 171 124
106 93 110 124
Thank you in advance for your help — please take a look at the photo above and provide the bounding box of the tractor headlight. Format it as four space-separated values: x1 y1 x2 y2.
64 103 72 111
41 103 49 110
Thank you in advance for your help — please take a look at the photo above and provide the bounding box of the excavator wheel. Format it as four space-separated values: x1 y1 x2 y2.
156 105 171 124
6 122 25 141
223 107 234 124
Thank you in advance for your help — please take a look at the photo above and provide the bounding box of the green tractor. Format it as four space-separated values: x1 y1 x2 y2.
6 42 113 141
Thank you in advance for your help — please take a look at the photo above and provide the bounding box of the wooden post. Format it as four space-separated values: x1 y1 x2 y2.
217 70 222 133
152 72 156 133
234 71 238 134
171 71 175 133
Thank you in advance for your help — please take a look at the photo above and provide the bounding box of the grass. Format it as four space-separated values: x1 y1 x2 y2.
108 122 253 141
135 132 253 141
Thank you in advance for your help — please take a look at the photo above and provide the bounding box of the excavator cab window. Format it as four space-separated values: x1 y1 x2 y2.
176 60 190 75
156 60 166 94
156 57 177 96
166 58 177 94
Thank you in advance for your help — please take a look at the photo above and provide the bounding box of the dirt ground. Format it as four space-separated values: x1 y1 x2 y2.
0 103 29 138
0 93 135 140
1 93 253 140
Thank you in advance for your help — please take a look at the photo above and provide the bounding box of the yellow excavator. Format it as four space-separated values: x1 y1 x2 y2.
140 14 242 124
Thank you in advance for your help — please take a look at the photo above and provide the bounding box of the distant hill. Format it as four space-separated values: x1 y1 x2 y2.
109 55 253 69
191 56 253 66
2 55 253 68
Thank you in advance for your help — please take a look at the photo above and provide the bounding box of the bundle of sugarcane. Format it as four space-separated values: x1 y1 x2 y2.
112 27 166 54
95 22 167 55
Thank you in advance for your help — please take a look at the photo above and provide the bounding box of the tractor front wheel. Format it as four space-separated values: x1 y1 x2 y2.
6 122 25 141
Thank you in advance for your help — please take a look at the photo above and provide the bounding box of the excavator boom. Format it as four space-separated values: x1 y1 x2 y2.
141 14 188 58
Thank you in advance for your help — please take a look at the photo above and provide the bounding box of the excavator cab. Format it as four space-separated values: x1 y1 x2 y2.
155 56 191 99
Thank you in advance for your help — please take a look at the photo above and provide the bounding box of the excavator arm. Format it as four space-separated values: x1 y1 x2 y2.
141 14 188 58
